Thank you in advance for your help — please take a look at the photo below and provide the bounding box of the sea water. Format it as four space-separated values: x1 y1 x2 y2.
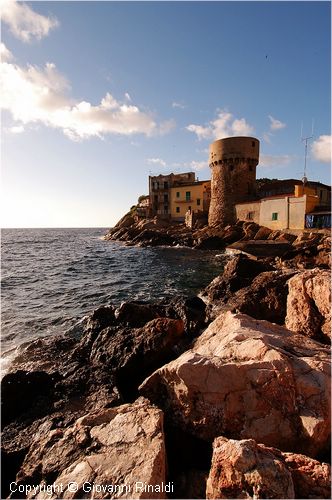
1 228 226 370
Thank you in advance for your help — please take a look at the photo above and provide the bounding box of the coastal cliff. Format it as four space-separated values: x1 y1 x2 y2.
1 220 331 499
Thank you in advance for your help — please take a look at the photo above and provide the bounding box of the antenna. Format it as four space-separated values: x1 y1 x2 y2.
301 120 314 185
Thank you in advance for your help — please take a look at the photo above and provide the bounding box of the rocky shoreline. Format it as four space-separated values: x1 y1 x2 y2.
1 219 331 499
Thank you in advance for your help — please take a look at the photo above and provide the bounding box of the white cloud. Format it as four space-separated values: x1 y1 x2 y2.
158 118 176 135
268 115 286 131
311 135 331 164
0 42 13 62
186 124 212 140
190 160 208 171
0 56 169 140
186 110 254 141
8 125 24 134
259 154 292 167
172 101 186 109
1 0 59 42
124 92 132 102
147 158 166 167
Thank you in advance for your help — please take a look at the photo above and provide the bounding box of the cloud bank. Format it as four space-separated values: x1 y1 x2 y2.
1 0 59 42
311 135 331 164
1 46 171 140
186 110 254 141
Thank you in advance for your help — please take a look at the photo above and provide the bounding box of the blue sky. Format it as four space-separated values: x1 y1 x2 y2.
1 0 331 228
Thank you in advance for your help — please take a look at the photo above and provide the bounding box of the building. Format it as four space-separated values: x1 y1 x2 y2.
147 137 330 230
236 183 331 230
257 179 331 208
149 172 195 217
208 136 260 226
170 180 211 221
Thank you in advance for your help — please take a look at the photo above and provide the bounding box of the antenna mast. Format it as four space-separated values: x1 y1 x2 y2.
301 120 314 185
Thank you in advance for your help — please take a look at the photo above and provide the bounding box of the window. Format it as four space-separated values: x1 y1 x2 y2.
272 212 278 221
154 195 158 202
197 198 201 206
186 191 191 201
164 194 168 202
247 211 254 220
164 181 169 189
176 207 180 213
229 164 234 171
176 191 180 198
164 206 168 214
252 141 255 147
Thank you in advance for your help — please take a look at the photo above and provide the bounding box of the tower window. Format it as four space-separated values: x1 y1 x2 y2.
252 141 255 147
229 165 234 171
249 165 253 171
176 207 180 213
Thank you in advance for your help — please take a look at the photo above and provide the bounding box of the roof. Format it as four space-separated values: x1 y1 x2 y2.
172 180 210 188
258 179 331 192
306 211 331 216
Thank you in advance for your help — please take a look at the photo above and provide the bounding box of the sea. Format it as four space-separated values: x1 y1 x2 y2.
1 228 227 374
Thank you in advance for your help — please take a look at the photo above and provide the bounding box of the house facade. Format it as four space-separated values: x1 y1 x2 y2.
170 180 211 221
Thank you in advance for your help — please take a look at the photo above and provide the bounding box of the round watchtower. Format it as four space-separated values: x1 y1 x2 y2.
208 136 260 227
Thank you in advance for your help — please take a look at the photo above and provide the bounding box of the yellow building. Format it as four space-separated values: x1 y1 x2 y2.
170 181 211 221
235 185 322 230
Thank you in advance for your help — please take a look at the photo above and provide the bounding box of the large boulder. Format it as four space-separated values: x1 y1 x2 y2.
140 312 330 457
227 270 297 325
285 268 331 343
14 398 167 499
206 437 294 499
206 437 331 499
200 255 272 305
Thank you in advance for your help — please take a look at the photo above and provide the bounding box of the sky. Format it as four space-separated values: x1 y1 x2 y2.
1 0 331 228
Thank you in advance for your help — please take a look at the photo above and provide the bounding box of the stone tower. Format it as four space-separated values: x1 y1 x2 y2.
208 136 260 227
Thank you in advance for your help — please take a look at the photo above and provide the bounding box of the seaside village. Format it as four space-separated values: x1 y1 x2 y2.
136 136 331 232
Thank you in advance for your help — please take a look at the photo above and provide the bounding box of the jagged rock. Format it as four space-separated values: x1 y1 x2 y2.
14 398 167 499
275 232 297 243
140 312 330 457
241 222 261 240
282 450 331 499
194 235 227 250
78 317 185 400
200 255 272 305
253 226 273 240
206 437 294 499
206 437 331 499
267 230 283 240
111 296 206 336
285 269 331 343
227 270 297 324
114 301 161 327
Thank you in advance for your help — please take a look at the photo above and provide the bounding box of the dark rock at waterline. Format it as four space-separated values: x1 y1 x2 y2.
227 270 297 325
200 254 273 305
1 370 58 428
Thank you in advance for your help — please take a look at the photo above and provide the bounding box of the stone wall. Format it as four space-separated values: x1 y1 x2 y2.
208 137 259 227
